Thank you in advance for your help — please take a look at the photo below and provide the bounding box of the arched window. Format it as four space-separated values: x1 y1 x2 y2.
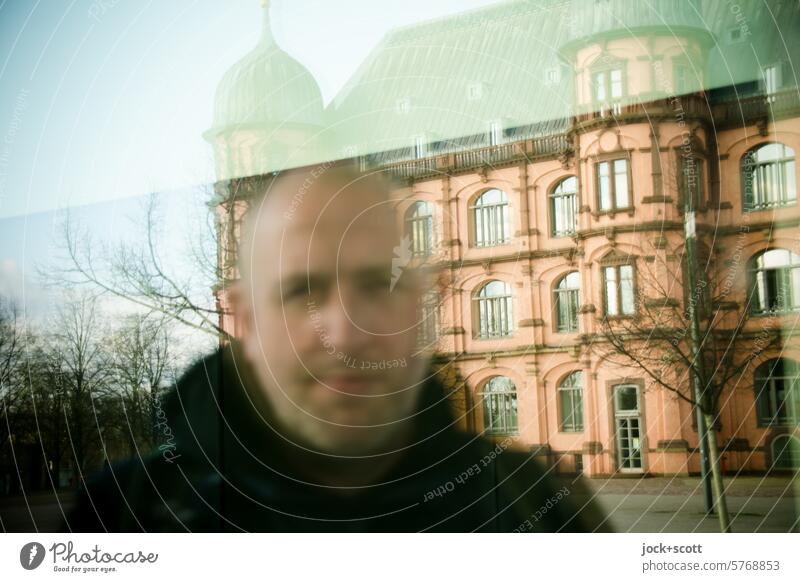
750 249 800 315
471 189 510 247
550 177 578 237
405 201 433 257
558 371 584 432
742 143 796 210
754 359 799 426
481 376 518 435
474 280 513 338
770 435 800 470
555 272 581 332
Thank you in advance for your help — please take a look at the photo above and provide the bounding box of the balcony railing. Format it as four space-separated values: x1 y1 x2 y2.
365 89 799 180
713 89 800 125
374 133 571 179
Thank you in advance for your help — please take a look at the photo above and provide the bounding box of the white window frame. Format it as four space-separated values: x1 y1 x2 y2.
474 280 513 339
603 263 635 317
550 176 578 236
405 201 434 258
558 371 584 432
471 189 510 247
481 376 518 435
555 271 581 333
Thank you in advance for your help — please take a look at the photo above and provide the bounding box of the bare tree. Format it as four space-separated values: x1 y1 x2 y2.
593 238 782 532
109 313 173 455
44 293 115 483
47 189 230 340
0 298 24 433
0 297 30 492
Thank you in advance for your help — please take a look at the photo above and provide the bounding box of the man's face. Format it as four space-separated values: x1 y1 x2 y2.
239 168 431 456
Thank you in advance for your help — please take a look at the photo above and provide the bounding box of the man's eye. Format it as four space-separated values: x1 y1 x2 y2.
359 276 392 294
281 285 309 302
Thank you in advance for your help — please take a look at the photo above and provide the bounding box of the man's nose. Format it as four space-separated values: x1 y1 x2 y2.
319 290 371 353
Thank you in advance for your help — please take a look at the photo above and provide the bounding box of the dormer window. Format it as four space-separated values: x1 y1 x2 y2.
763 63 783 96
395 97 411 114
489 120 503 146
413 135 427 159
593 66 624 102
467 82 484 101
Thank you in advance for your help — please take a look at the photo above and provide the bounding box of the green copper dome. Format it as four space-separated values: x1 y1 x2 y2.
205 2 324 139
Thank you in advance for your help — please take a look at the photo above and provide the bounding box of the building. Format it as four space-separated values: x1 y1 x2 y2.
206 0 800 477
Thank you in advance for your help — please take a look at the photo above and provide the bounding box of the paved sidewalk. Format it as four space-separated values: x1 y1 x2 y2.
1 476 796 532
585 476 798 532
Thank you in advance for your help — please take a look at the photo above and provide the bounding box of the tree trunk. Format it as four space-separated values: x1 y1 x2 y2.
704 412 732 532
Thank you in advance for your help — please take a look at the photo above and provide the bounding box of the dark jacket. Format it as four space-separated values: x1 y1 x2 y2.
64 345 611 532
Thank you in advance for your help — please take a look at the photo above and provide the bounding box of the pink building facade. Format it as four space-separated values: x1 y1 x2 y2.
208 2 800 477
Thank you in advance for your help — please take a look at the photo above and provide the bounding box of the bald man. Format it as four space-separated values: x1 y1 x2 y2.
65 162 609 532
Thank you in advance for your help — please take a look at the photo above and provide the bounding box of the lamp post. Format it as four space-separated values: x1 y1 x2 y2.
682 158 714 515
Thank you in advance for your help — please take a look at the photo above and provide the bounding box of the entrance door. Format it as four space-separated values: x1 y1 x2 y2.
614 384 643 471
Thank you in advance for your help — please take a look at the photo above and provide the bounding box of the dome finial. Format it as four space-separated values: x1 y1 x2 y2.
260 0 275 46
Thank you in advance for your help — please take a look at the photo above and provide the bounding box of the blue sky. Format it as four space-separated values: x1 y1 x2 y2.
0 0 501 342
0 0 500 220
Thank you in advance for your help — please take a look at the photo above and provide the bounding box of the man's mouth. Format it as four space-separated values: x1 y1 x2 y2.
319 374 377 395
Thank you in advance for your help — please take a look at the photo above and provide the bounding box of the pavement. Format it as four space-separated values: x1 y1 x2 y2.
585 475 798 532
0 475 796 532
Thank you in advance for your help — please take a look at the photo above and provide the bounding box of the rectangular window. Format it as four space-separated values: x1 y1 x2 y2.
597 159 630 211
604 264 635 316
592 67 624 102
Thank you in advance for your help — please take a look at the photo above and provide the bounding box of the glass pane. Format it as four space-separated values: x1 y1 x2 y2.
565 271 581 288
499 203 509 243
755 271 768 312
569 290 579 329
620 264 635 314
598 162 611 209
787 160 797 202
593 71 606 101
560 389 573 430
615 385 638 411
604 266 618 315
610 68 623 98
614 159 629 207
